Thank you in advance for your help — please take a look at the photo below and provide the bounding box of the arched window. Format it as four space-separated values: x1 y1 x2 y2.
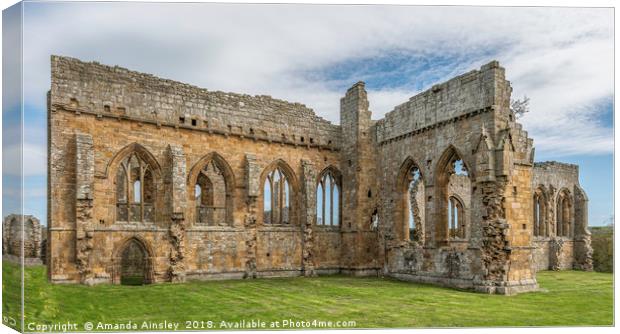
116 152 156 222
404 164 423 241
264 167 292 225
194 161 227 226
448 196 465 239
188 153 234 227
436 147 471 244
316 169 341 226
557 190 572 237
533 189 546 237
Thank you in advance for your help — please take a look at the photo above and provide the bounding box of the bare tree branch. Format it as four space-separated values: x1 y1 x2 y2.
510 95 530 119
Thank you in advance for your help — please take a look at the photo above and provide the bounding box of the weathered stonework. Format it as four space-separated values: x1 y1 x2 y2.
2 214 44 265
166 145 187 282
75 133 96 284
531 162 593 272
301 160 318 277
47 56 591 294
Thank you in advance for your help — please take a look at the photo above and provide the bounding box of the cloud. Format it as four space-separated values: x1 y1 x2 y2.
20 3 613 160
2 3 24 112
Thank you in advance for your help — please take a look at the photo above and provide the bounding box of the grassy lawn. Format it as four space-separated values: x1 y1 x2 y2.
2 261 613 330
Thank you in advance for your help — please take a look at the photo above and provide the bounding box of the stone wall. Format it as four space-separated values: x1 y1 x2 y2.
339 82 381 275
2 214 44 265
50 56 341 149
531 162 593 271
376 62 504 143
48 56 345 284
47 56 589 294
375 61 538 294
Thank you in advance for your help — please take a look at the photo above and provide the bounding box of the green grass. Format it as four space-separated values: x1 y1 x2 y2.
2 261 613 330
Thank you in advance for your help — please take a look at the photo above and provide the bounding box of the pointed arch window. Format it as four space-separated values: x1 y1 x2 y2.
446 158 468 240
264 167 292 224
404 164 424 241
116 153 155 222
557 190 572 237
437 148 471 245
194 160 227 226
316 170 341 226
533 190 547 237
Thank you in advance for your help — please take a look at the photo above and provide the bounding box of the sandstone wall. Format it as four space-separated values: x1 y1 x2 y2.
48 56 344 284
47 56 588 293
376 62 505 143
51 56 341 149
339 82 381 275
531 162 592 271
48 109 343 283
375 61 538 294
533 161 579 192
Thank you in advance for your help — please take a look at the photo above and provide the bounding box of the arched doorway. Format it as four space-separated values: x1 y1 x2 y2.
115 238 152 285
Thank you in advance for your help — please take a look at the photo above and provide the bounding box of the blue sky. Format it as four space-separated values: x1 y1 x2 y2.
2 2 614 226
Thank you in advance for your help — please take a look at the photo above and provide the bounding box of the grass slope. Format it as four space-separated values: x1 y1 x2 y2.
2 261 613 330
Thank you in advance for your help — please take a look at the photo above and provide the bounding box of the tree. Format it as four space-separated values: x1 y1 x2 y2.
510 95 530 119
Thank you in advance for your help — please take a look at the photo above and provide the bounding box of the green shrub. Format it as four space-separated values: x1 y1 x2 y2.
590 226 613 273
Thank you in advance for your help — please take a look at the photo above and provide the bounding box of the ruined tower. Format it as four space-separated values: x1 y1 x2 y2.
339 82 380 274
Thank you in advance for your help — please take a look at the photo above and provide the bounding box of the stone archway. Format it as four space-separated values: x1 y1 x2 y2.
3 215 42 259
113 237 153 285
434 145 472 246
395 157 425 243
187 152 236 227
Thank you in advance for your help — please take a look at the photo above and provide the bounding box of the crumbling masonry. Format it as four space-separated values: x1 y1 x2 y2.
3 214 45 265
48 56 593 293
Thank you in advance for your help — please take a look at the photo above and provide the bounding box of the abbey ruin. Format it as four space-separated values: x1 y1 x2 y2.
47 56 593 294
3 214 45 265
